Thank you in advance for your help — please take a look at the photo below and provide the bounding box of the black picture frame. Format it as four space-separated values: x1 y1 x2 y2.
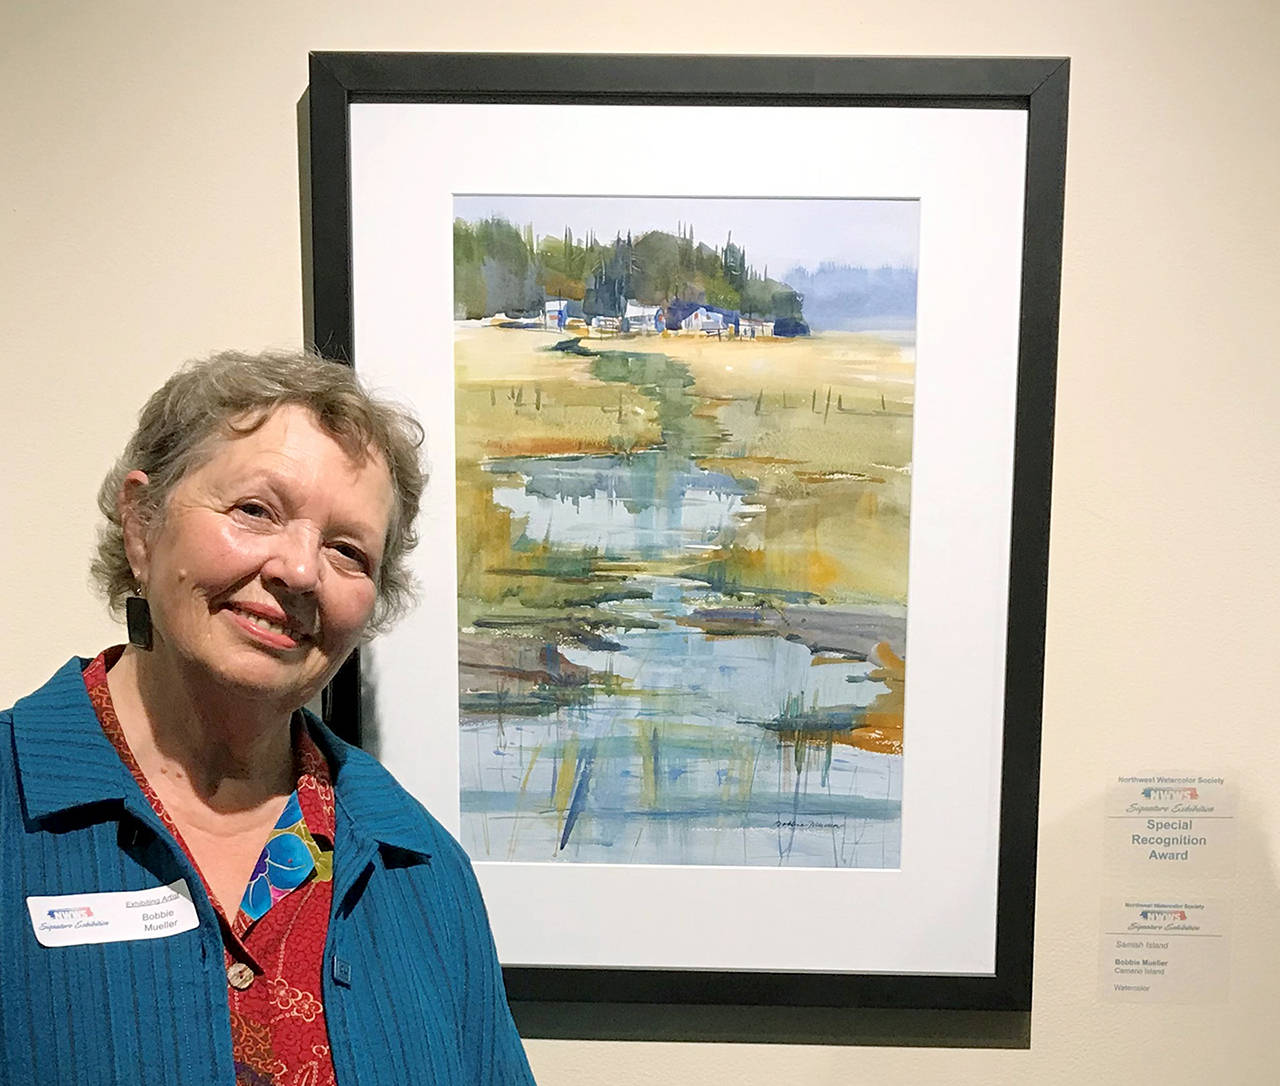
305 51 1067 1027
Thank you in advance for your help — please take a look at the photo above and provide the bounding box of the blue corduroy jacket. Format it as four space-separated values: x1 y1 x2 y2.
0 657 535 1085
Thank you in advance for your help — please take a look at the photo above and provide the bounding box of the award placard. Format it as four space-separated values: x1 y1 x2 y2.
1105 773 1236 876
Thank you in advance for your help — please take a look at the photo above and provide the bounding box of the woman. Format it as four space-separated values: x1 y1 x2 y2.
0 350 535 1085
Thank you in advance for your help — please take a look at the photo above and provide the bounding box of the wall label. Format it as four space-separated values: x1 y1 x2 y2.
1100 897 1230 1002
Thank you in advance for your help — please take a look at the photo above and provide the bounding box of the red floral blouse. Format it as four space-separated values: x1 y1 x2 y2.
84 648 338 1086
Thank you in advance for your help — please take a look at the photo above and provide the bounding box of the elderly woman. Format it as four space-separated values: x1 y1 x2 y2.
0 351 535 1085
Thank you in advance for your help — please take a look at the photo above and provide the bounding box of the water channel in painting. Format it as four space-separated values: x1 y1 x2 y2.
458 439 905 869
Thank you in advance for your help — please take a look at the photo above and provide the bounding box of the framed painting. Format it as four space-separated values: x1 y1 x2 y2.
306 52 1067 1018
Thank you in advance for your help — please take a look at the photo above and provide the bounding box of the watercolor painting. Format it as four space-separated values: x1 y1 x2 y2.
454 195 918 868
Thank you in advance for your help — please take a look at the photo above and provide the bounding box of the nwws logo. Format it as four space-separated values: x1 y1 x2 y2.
46 906 94 920
1141 787 1198 802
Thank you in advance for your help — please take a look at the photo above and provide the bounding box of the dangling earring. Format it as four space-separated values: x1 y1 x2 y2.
126 589 153 651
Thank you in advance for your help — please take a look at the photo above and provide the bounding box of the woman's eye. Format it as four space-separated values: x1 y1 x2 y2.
238 501 273 519
330 542 371 574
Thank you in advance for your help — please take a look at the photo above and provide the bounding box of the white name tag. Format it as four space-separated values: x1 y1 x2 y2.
27 879 200 947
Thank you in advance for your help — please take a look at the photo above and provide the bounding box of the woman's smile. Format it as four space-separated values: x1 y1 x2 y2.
221 600 312 649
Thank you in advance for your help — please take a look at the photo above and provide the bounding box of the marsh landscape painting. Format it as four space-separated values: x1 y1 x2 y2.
454 195 918 868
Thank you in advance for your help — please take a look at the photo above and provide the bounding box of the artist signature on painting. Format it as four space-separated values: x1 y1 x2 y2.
774 818 841 831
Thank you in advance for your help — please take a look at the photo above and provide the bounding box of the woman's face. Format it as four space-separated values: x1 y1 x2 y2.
124 404 396 713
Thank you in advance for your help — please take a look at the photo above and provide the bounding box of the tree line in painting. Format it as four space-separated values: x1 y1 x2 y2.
454 217 809 332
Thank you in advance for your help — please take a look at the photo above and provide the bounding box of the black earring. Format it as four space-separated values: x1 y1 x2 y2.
126 594 153 651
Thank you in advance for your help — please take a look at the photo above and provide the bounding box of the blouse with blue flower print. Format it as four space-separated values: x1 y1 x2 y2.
240 791 334 920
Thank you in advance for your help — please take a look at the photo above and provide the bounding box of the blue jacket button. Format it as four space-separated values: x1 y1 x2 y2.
332 956 352 986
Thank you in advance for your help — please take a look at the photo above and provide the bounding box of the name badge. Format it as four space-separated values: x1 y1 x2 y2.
26 879 200 947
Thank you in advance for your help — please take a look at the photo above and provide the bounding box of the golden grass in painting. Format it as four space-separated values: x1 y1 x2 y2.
454 323 915 608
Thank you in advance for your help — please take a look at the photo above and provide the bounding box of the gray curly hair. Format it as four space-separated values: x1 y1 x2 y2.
91 349 426 635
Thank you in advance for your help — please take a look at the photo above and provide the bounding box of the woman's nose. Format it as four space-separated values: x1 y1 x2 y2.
263 522 322 592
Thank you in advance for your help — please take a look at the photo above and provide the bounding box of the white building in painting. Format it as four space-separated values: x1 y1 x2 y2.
623 300 663 333
739 316 774 338
680 306 728 335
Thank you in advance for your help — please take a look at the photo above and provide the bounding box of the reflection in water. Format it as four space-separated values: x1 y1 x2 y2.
486 452 752 558
461 579 902 868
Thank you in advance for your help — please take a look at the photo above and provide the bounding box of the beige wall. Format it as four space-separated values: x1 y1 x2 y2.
4 2 1277 1082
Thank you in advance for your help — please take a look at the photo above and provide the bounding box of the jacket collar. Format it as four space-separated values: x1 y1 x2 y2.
14 658 434 860
298 713 436 860
12 657 144 822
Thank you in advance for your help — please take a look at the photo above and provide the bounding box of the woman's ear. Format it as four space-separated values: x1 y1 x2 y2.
118 470 152 587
